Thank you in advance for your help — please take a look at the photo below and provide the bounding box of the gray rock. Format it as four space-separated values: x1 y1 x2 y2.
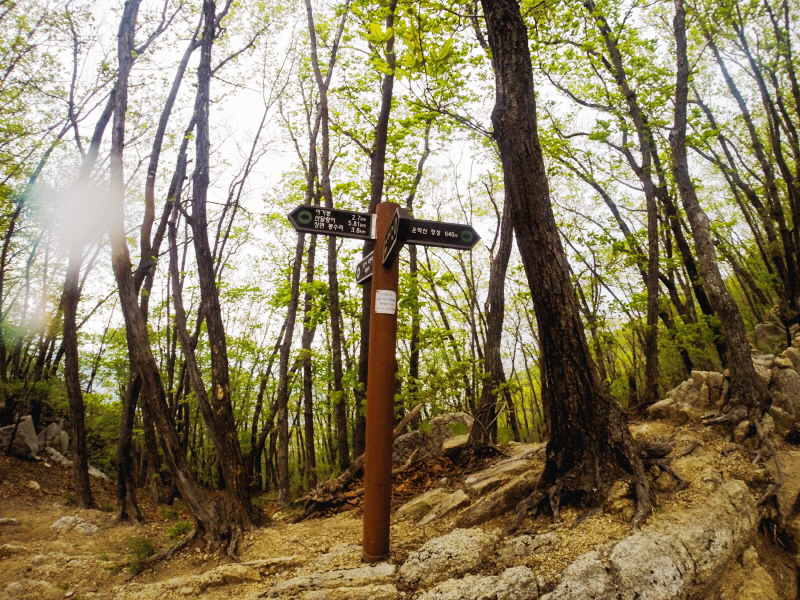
4 579 59 598
772 367 800 414
645 399 674 420
456 470 539 529
442 435 469 456
393 413 474 464
399 528 498 589
37 422 69 454
542 481 757 600
267 563 396 597
417 490 471 526
707 371 724 405
540 551 617 600
768 451 800 517
0 517 20 526
416 567 539 600
609 531 691 599
786 347 800 372
42 446 72 466
497 533 559 564
301 584 398 599
396 490 451 523
0 416 40 459
88 465 108 480
768 406 795 436
756 323 786 353
752 353 775 369
75 522 99 536
50 516 82 533
465 475 512 499
465 459 536 488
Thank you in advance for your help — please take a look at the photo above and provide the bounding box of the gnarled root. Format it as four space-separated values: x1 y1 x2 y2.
139 527 199 569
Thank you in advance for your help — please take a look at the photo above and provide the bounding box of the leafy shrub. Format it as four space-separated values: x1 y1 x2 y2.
167 521 193 540
128 560 143 575
127 537 156 560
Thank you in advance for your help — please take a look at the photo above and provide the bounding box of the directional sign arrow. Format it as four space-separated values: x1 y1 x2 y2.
355 251 374 285
404 218 480 250
287 205 375 240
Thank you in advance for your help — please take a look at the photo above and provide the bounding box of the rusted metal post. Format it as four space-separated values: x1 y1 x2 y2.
362 202 400 563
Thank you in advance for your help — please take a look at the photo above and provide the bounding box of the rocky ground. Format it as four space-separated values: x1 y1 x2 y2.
5 346 800 599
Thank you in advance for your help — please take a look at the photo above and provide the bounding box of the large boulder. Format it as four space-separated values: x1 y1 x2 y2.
37 422 68 454
542 480 758 600
393 413 473 464
399 528 498 589
0 416 40 459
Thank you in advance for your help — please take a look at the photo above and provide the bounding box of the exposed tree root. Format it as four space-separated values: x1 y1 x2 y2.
291 404 423 522
139 527 199 569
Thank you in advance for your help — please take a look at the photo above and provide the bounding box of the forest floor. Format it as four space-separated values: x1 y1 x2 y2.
0 415 796 600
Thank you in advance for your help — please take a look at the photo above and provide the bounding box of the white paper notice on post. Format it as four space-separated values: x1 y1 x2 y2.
375 290 397 315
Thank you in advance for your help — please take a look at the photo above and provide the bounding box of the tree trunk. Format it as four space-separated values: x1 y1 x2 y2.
480 0 651 527
186 0 256 530
468 196 513 452
669 0 769 422
62 244 96 510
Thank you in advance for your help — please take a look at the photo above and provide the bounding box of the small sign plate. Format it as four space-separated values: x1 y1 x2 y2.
383 209 401 266
355 251 374 285
374 290 396 314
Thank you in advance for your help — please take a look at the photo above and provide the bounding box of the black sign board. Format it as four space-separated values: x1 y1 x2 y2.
382 209 402 266
355 251 374 285
288 205 375 240
404 218 480 250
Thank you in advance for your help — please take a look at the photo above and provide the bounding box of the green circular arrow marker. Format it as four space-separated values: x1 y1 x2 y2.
460 230 474 244
298 210 313 225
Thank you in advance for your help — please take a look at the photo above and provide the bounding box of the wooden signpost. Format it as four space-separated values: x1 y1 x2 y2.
288 201 480 562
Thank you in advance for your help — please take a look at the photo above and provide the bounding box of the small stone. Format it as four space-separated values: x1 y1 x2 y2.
0 517 20 526
775 356 794 369
179 587 196 595
733 420 751 444
654 472 677 493
27 480 41 491
769 406 795 436
761 414 775 436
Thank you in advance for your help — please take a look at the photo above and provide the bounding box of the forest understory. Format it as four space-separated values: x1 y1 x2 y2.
4 352 800 600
